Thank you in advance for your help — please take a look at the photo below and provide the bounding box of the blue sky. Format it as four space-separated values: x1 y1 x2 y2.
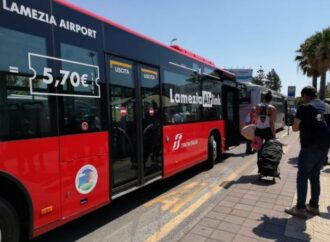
67 0 330 95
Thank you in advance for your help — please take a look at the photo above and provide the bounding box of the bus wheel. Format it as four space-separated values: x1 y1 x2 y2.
207 135 217 169
0 198 20 242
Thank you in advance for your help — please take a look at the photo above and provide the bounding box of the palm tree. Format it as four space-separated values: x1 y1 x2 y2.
295 34 321 89
295 47 319 89
315 28 330 100
295 28 330 99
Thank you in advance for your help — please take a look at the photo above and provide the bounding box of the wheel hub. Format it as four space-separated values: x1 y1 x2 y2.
212 140 217 160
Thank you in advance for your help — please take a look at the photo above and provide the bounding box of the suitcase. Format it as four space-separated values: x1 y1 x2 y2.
257 139 283 182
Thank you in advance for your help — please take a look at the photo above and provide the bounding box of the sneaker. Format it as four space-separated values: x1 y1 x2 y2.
306 204 320 216
284 206 307 219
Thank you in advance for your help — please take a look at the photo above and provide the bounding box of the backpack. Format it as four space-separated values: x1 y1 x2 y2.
313 112 330 149
258 139 283 177
259 139 283 165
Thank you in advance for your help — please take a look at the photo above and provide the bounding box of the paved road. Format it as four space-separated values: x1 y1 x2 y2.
34 129 291 242
177 130 330 242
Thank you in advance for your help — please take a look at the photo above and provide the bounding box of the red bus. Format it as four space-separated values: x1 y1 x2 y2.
0 0 240 241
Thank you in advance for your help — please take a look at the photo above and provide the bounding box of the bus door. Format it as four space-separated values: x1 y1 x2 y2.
138 64 162 181
108 56 162 197
222 86 240 147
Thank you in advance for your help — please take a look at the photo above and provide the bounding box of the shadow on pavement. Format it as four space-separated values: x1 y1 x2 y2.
319 211 330 220
253 214 311 241
222 174 277 190
222 152 250 158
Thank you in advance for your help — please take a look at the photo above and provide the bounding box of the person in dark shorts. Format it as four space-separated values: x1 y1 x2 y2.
254 90 277 180
255 90 276 142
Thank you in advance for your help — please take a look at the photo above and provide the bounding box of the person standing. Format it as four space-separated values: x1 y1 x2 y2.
255 90 276 142
254 90 277 179
285 86 330 218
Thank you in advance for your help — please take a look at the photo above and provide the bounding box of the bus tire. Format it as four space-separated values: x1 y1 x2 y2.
0 198 20 242
207 135 217 169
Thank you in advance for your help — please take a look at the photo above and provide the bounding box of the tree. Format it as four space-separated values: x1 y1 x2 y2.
252 67 266 86
295 39 320 89
295 28 330 99
315 28 330 99
265 69 282 92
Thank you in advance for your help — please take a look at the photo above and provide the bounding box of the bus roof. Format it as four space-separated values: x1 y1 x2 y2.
54 0 235 78
239 82 286 97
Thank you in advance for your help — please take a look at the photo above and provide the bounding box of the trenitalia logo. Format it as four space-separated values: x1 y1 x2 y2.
169 88 221 108
172 133 199 151
173 133 183 151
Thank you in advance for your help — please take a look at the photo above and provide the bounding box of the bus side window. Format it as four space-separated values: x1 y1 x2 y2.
1 96 54 140
58 43 106 135
8 103 21 138
0 27 57 141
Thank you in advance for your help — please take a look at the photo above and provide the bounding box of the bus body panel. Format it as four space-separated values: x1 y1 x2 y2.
33 199 109 238
0 0 239 238
59 132 110 219
0 137 61 228
163 120 225 177
53 0 216 68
